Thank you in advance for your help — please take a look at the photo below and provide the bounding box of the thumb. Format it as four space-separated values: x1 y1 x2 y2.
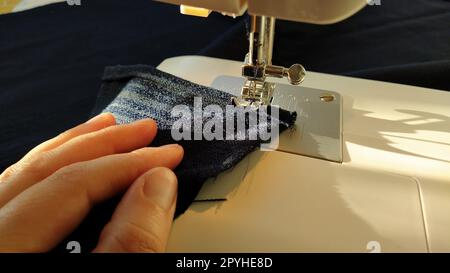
93 167 177 253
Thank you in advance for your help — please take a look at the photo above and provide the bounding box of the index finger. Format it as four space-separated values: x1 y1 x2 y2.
0 144 184 252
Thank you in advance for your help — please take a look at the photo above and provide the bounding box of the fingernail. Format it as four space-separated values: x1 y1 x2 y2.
131 118 155 125
159 144 181 149
142 168 177 210
86 113 108 124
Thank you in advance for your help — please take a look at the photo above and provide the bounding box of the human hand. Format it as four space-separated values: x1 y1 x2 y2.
0 113 183 252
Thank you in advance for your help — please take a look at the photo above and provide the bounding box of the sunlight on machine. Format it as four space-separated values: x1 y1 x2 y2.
156 0 450 253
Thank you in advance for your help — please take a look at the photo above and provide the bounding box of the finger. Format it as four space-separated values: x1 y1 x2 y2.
0 113 115 182
0 145 183 252
94 167 177 253
0 119 157 208
26 113 116 157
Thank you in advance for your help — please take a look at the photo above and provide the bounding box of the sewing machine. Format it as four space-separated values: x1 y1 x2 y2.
156 0 450 252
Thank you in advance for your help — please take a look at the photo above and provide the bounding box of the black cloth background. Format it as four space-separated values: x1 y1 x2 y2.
0 0 449 251
199 0 450 90
1 0 449 170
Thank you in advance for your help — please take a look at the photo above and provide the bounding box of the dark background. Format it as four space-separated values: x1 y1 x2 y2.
0 0 449 174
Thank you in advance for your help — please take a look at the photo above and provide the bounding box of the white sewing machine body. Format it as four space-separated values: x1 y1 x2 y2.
154 0 449 253
159 56 450 253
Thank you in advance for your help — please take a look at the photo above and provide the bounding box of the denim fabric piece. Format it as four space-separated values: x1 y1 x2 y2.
57 65 296 252
92 65 297 217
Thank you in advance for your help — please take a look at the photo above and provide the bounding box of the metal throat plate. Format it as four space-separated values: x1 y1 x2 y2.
211 75 343 162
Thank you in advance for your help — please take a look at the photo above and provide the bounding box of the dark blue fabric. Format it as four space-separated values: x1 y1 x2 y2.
93 64 296 215
0 0 449 252
1 0 449 172
0 0 244 171
52 65 296 252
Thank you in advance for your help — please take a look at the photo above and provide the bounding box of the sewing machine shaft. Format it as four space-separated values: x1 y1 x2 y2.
235 15 306 106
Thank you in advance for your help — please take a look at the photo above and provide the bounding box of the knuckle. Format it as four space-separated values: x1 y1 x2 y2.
111 222 164 253
57 128 76 141
45 163 91 202
78 131 98 143
52 162 87 182
130 149 150 164
81 129 117 154
0 164 18 181
47 162 89 191
15 151 55 179
125 150 149 176
45 162 93 207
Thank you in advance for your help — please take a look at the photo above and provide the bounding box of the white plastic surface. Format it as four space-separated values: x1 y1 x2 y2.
157 56 450 253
